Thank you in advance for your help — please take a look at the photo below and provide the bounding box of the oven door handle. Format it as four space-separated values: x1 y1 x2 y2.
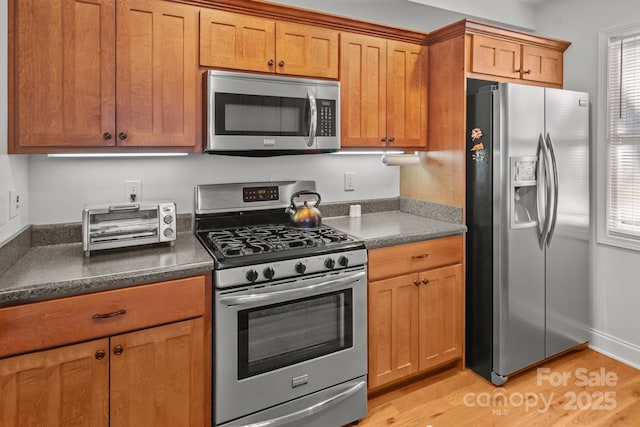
236 379 366 427
218 271 365 307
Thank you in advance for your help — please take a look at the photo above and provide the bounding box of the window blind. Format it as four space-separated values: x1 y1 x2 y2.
608 33 640 240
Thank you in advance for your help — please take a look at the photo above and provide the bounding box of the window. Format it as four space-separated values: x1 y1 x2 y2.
599 23 640 250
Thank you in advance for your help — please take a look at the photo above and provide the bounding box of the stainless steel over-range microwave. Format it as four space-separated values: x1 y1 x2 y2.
204 70 340 155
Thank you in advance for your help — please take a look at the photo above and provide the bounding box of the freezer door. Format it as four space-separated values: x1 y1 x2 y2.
493 83 546 378
544 88 590 356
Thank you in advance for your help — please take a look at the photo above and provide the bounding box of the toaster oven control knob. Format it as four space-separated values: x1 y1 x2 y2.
263 267 275 280
163 215 174 224
338 256 349 267
295 262 307 274
163 228 174 238
324 258 336 269
246 269 259 283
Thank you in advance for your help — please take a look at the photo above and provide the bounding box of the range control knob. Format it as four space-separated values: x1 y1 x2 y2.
295 262 307 274
163 215 174 224
263 267 275 280
324 258 336 269
163 228 174 238
338 256 349 267
246 269 259 283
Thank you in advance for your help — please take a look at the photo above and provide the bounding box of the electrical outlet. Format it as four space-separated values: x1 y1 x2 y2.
9 190 21 219
0 192 8 226
125 180 142 203
344 172 355 191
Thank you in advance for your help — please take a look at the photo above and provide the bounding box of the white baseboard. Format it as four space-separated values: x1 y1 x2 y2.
588 328 640 370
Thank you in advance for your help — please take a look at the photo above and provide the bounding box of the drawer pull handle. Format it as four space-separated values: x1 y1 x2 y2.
412 253 429 260
92 309 126 320
113 345 124 356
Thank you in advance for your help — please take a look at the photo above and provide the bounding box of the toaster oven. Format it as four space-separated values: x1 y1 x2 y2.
82 202 176 256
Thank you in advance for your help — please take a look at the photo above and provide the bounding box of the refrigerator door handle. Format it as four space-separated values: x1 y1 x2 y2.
536 133 551 249
546 132 559 246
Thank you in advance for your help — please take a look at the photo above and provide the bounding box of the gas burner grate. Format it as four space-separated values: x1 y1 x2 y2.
207 225 353 258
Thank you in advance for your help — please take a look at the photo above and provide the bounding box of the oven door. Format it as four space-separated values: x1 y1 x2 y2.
214 267 367 426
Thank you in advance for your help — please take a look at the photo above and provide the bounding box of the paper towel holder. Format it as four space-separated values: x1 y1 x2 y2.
381 151 420 166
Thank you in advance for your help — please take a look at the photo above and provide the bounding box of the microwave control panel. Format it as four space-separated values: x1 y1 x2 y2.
317 100 336 137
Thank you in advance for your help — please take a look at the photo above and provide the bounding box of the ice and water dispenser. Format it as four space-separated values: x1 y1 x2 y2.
510 157 538 229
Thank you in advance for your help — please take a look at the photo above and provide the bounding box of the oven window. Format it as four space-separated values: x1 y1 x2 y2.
237 290 353 380
215 93 310 136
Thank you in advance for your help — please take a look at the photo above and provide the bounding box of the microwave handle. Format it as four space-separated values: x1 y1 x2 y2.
108 204 141 212
306 89 317 148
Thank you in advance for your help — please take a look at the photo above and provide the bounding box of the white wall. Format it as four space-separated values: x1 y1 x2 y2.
29 154 399 224
0 3 29 245
536 0 640 368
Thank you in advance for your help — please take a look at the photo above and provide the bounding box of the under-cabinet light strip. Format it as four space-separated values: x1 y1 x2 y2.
47 153 190 158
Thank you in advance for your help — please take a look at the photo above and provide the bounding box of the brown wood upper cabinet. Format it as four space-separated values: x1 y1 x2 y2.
9 0 199 153
200 9 339 79
470 34 564 85
340 33 428 149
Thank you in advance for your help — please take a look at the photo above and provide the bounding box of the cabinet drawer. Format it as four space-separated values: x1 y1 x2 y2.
0 276 206 358
368 236 462 281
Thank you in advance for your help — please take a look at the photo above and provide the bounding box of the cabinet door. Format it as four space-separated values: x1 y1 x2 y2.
275 22 339 78
521 45 563 85
110 318 205 427
199 9 275 73
418 264 463 371
471 34 521 79
386 41 428 148
0 339 109 427
339 33 387 148
116 0 198 148
368 274 420 389
13 0 116 150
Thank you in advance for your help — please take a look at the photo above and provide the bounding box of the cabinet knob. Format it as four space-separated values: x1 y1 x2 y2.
524 69 532 75
103 132 112 140
95 349 106 360
388 137 395 143
118 132 128 140
268 59 275 66
515 69 521 73
414 280 421 286
422 279 430 285
381 137 387 142
113 345 124 356
279 60 285 67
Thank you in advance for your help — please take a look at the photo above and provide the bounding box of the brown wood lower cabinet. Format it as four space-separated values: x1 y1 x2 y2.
368 263 463 391
0 318 204 427
0 275 209 426
0 338 110 426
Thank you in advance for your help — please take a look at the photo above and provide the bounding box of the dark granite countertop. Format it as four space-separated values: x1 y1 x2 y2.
324 211 466 249
0 231 213 308
0 199 464 308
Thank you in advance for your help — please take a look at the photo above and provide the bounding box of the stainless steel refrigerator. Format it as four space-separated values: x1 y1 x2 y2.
465 80 590 385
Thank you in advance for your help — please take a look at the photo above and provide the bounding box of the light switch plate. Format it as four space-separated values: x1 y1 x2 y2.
0 192 8 226
9 190 21 219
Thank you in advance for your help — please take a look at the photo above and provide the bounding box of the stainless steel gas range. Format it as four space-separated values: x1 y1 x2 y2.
194 181 368 427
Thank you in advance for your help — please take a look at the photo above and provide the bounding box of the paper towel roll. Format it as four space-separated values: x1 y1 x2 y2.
381 154 420 166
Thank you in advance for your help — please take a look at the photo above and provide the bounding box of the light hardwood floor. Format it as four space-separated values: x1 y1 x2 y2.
358 349 640 426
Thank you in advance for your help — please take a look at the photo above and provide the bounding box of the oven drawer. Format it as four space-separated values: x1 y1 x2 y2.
0 276 206 358
368 235 463 281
